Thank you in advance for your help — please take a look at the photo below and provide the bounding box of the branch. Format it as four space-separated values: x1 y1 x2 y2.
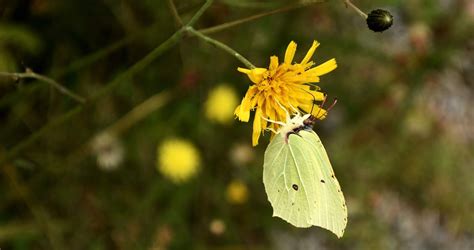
101 90 171 136
0 70 86 104
187 0 214 26
167 0 183 27
344 0 368 19
186 27 256 69
0 0 215 165
199 0 328 34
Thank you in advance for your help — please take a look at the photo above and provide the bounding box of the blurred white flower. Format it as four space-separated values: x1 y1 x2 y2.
371 191 474 250
425 69 473 144
270 228 327 250
409 22 432 54
91 132 124 171
209 218 226 236
229 143 255 166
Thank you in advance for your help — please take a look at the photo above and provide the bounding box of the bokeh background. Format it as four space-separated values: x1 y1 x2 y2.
1 0 473 249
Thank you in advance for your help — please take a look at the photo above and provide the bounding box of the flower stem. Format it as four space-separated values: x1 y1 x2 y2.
199 4 296 35
199 0 328 34
0 70 86 103
187 0 214 26
101 91 171 136
0 0 218 165
186 27 256 69
167 0 183 27
344 0 368 19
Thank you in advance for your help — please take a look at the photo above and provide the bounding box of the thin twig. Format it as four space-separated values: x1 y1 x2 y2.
0 0 215 165
199 0 328 34
102 90 171 136
344 0 368 19
187 0 214 26
0 70 86 103
187 27 256 69
2 164 64 250
167 0 183 27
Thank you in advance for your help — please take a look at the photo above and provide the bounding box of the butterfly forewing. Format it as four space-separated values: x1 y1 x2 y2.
263 130 347 238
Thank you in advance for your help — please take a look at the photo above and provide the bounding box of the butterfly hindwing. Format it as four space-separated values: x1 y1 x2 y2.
263 129 347 238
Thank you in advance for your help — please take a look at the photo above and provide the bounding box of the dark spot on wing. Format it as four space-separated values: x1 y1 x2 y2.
292 202 295 206
320 179 325 183
331 174 335 178
292 184 299 191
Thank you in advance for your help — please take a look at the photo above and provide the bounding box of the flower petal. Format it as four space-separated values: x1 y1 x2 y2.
300 40 320 65
306 58 337 76
284 41 297 64
238 67 267 84
311 106 327 119
234 104 250 122
237 67 251 74
248 68 267 84
234 86 258 122
269 56 279 71
252 108 263 146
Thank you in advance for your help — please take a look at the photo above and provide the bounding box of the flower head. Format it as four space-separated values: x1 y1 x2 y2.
226 180 249 204
91 132 124 171
366 9 393 32
235 41 337 146
205 84 239 124
157 138 200 183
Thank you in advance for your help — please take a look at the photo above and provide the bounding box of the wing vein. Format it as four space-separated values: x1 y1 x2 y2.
288 139 312 218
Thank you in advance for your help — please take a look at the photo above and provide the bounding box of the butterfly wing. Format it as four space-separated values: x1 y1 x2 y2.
263 130 347 238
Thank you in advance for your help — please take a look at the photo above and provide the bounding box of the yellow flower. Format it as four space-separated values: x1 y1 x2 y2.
235 41 337 146
157 138 200 183
226 180 249 204
205 85 239 124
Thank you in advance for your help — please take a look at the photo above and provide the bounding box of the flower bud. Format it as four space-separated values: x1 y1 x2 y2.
366 9 393 32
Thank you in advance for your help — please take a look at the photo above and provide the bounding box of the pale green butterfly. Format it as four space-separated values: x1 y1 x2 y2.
262 109 347 238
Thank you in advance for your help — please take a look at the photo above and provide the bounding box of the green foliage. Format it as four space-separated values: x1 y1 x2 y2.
0 0 473 249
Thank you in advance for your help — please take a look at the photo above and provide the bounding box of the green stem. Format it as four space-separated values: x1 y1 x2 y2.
0 0 215 165
100 91 171 136
186 27 256 69
187 0 214 26
0 23 155 109
167 0 183 27
0 71 86 103
199 0 328 34
344 0 368 19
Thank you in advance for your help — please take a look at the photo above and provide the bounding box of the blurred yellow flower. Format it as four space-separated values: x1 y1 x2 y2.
235 41 337 146
226 180 249 204
157 138 200 183
205 85 238 124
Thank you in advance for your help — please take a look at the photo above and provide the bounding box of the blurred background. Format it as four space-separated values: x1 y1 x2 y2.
0 0 473 249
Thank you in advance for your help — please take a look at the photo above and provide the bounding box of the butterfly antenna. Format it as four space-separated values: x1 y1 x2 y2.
326 98 338 113
299 87 317 115
314 94 328 119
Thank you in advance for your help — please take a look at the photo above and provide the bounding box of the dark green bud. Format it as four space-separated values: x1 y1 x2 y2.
366 9 393 32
